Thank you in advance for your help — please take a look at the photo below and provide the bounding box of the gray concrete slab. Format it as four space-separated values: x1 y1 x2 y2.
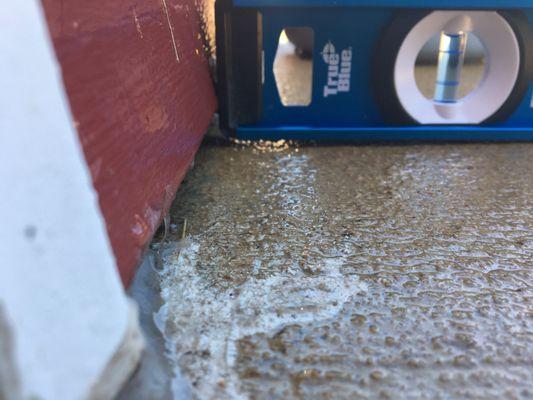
154 142 533 399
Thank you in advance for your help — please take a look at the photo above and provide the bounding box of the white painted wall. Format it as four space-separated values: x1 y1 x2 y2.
0 2 140 399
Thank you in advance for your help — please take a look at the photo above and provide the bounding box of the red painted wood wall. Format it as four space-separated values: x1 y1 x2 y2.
41 0 217 286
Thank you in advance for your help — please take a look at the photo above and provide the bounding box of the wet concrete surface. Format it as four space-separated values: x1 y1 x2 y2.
154 142 533 399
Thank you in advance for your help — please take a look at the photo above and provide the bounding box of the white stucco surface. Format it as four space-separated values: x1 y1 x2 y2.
0 2 133 399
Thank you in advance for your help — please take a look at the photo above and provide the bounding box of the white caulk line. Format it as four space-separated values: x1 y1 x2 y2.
161 0 180 62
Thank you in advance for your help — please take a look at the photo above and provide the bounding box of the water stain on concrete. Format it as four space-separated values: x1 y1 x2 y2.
155 142 533 399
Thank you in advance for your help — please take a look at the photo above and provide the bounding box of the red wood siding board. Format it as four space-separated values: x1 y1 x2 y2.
41 0 217 286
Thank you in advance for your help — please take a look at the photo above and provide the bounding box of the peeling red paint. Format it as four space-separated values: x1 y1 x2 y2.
41 0 217 286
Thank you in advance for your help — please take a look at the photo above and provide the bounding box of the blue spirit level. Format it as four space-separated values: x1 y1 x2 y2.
216 0 533 141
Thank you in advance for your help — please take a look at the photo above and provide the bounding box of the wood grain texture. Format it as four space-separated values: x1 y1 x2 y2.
41 0 217 286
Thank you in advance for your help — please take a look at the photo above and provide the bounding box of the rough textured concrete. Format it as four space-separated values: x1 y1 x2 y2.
154 142 533 399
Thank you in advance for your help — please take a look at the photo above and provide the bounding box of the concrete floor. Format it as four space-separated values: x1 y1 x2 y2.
121 45 533 399
149 141 533 399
